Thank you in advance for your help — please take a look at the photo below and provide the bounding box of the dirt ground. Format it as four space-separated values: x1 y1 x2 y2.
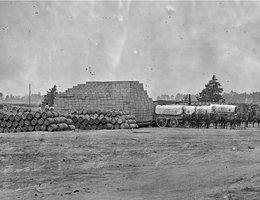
1 127 260 200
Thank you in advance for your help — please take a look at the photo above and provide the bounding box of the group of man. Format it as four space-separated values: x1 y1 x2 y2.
176 111 260 129
38 103 54 112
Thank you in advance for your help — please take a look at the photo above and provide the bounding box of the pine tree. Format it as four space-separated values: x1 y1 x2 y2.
197 75 224 102
42 85 58 106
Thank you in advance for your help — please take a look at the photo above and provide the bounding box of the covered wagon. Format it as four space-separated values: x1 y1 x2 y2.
211 105 237 114
155 105 184 127
196 105 214 114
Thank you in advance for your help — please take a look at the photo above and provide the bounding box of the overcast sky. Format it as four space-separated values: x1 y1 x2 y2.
1 1 260 98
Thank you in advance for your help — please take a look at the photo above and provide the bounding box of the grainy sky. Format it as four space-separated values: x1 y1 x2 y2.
1 1 260 98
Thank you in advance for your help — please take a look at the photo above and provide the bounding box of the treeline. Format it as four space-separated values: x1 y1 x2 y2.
157 91 260 104
223 91 260 104
0 93 43 105
156 94 199 101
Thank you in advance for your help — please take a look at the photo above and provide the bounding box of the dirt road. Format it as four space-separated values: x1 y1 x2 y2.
1 128 260 200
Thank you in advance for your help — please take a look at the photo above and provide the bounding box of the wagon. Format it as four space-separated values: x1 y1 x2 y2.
155 105 184 127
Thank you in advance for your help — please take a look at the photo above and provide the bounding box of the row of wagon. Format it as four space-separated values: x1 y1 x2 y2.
154 104 237 127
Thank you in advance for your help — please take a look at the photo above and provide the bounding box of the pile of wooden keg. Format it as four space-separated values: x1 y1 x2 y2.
65 109 139 130
0 106 75 133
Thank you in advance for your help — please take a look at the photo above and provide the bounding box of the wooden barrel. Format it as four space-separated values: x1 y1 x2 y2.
129 124 138 129
16 126 22 132
26 112 34 120
68 125 76 130
31 118 38 126
4 128 9 133
90 124 97 130
40 125 47 131
66 114 72 119
47 124 58 132
72 116 78 123
18 107 25 114
1 121 6 128
78 110 83 115
51 111 59 117
112 111 117 117
97 124 103 130
124 110 131 115
8 114 15 121
78 116 84 123
106 111 112 117
46 111 54 118
25 120 30 126
79 124 85 130
19 120 25 127
0 127 3 133
12 106 18 114
85 125 91 130
6 121 12 128
93 114 98 119
114 123 120 129
3 114 9 121
66 118 73 125
101 117 107 124
94 118 100 125
14 114 21 121
41 111 47 119
22 126 28 132
89 118 94 125
105 123 113 130
75 122 81 129
35 124 41 131
21 112 28 120
111 118 117 124
83 118 88 125
127 119 137 124
28 125 35 132
12 121 18 128
38 118 44 125
62 123 69 130
35 111 41 119
9 128 15 133
44 118 55 126
97 110 102 115
60 117 67 123
117 118 123 124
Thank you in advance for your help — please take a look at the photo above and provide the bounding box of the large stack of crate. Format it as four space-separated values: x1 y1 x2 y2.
54 81 154 122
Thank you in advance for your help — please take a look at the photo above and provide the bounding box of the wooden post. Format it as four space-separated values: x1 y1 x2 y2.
29 83 31 106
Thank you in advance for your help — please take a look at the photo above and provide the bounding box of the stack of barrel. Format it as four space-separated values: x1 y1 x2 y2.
0 108 75 133
66 109 138 130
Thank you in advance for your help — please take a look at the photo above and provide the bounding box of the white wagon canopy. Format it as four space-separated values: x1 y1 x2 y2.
211 105 237 113
183 106 196 115
196 106 214 114
155 105 183 116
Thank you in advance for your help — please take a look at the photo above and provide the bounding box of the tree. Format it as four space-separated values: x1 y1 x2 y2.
197 75 224 103
42 85 58 106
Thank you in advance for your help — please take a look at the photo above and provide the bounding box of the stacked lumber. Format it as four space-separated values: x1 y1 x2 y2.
54 81 154 123
65 109 138 130
0 109 75 133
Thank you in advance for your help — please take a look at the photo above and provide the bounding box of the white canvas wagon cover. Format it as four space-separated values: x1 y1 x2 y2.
196 106 213 114
155 105 183 115
183 106 196 115
211 105 237 113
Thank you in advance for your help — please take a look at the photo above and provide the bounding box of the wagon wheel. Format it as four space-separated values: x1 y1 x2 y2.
156 116 168 127
168 118 179 128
